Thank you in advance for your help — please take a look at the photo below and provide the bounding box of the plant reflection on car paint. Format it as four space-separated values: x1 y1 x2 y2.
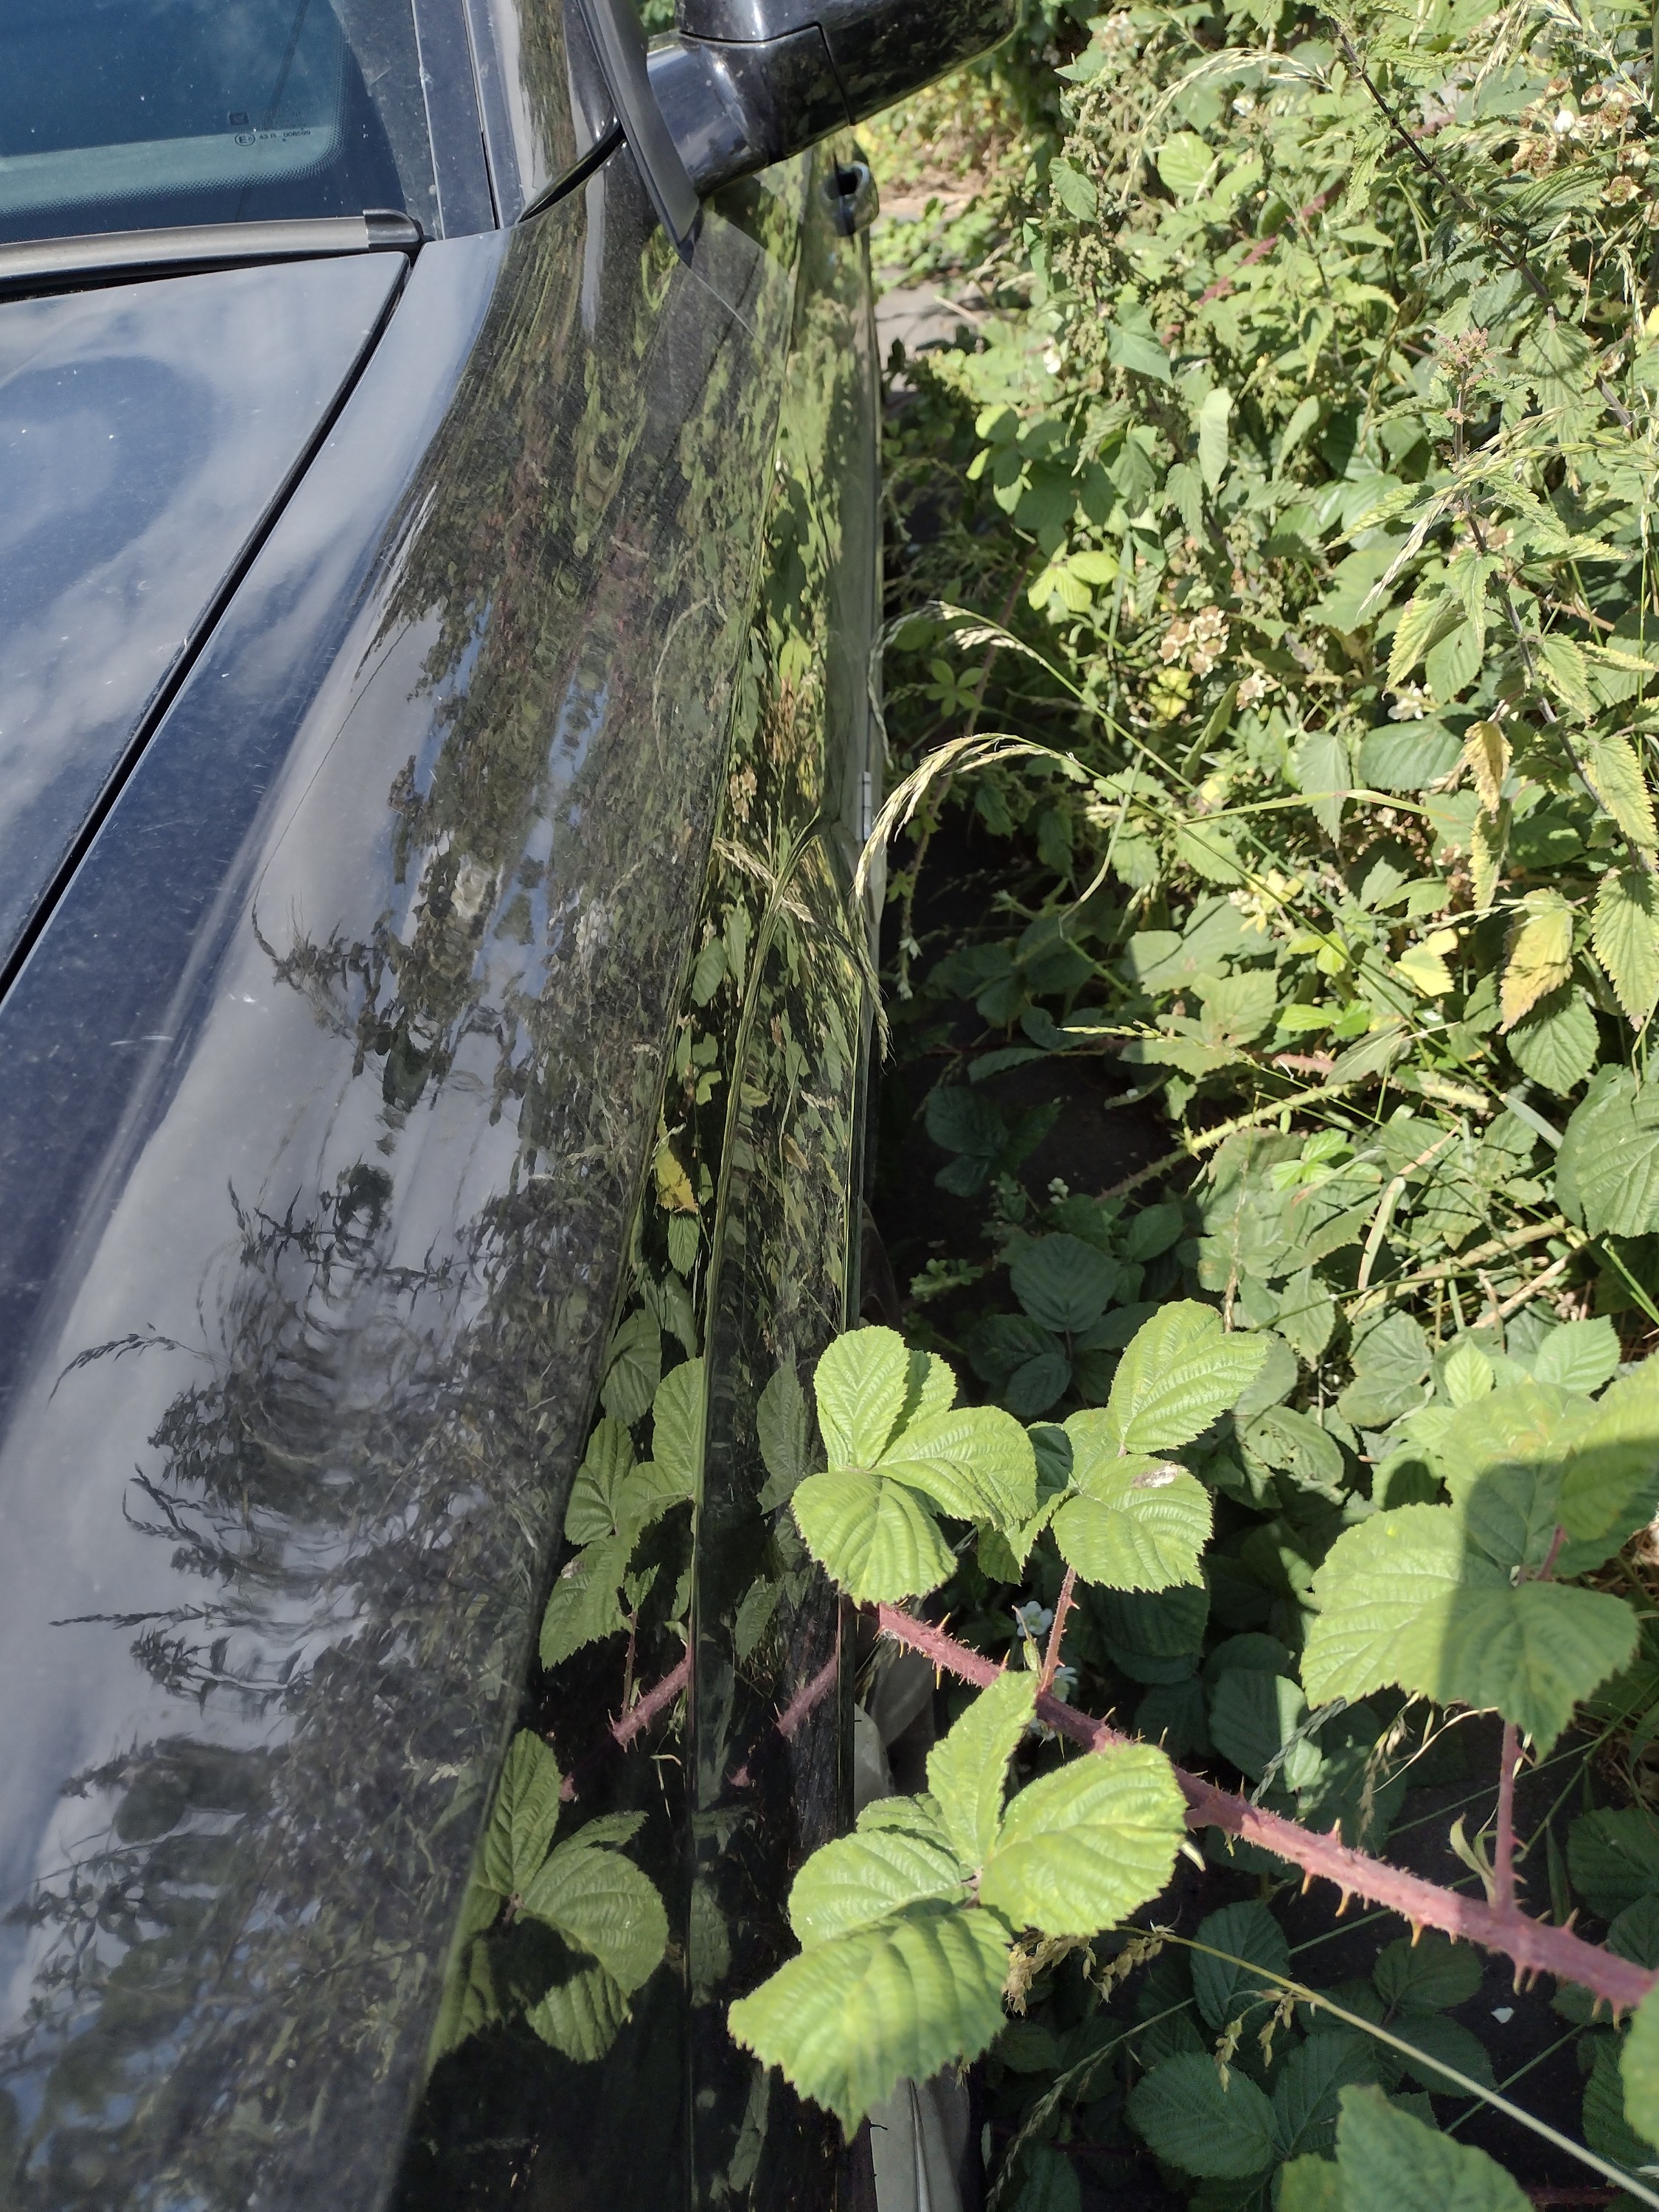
394 151 880 2211
0 122 876 2208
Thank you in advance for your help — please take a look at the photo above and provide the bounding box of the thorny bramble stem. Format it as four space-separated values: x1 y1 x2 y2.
874 1602 1657 2014
1039 1567 1077 1696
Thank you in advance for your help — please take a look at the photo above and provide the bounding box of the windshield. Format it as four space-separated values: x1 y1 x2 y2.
0 0 439 246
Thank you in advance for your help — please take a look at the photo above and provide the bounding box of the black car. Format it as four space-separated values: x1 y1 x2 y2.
0 2 1009 2205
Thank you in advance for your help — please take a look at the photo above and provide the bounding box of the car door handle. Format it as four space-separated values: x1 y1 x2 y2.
827 160 879 237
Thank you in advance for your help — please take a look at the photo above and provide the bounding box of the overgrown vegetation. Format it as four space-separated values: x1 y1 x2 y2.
727 0 1659 2198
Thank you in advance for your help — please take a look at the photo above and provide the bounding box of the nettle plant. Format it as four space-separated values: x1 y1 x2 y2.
729 1320 1659 2202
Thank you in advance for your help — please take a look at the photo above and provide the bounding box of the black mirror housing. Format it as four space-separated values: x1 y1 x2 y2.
647 0 1015 197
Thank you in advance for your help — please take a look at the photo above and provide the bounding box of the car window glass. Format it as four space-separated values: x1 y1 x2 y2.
0 0 438 244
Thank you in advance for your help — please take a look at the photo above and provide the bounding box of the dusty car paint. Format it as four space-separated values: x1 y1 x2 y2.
0 252 405 979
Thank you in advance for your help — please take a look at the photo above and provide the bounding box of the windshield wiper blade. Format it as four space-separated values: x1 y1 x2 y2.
0 209 421 294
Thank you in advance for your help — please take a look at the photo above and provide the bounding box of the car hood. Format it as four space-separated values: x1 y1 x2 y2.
0 251 404 975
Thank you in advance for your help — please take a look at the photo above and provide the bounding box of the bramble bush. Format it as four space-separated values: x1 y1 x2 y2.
728 0 1659 2199
431 1 1659 2201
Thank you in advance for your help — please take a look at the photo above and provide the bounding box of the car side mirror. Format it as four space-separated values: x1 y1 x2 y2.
652 0 1016 195
571 0 1013 254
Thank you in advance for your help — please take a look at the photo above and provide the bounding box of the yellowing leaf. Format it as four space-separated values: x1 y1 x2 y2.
1499 891 1575 1031
1593 865 1659 1026
654 1137 697 1214
1461 721 1509 813
1471 801 1508 912
1395 928 1458 998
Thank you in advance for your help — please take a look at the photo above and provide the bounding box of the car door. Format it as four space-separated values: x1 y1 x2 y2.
389 119 882 2212
0 10 873 2210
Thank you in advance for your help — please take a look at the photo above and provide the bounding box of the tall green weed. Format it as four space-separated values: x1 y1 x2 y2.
844 0 1659 2197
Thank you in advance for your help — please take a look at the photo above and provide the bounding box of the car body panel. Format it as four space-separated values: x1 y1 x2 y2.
0 251 405 980
0 139 863 2204
393 153 879 2208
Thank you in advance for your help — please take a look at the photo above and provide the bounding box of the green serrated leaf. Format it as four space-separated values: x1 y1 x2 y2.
928 1671 1037 1869
1334 2084 1528 2209
427 1874 505 2064
1388 591 1458 689
602 1307 661 1426
650 1357 705 1495
1557 1066 1659 1234
1190 1898 1290 2028
978 1742 1186 1934
1559 1360 1659 1555
1530 1318 1620 1394
789 1827 967 1946
540 1535 630 1668
727 1902 1012 2135
1051 1437 1211 1590
1127 2053 1279 2179
1273 2032 1382 2160
1207 1670 1307 1784
527 1958 632 2063
814 1327 912 1465
790 1466 954 1603
1431 1380 1592 1508
880 1405 1039 1526
521 1838 668 1997
1198 386 1232 492
1593 866 1659 1026
858 1790 956 1849
758 1363 811 1508
564 1418 638 1544
1242 1404 1344 1492
481 1731 563 1899
1537 633 1593 720
1107 318 1172 383
1426 616 1482 703
1372 1929 1481 2012
1155 130 1214 196
1011 1234 1120 1332
1568 1806 1659 1918
1102 1302 1270 1454
1302 1504 1637 1750
690 937 726 1004
568 1811 646 1850
1391 2010 1498 2093
1585 731 1658 848
1050 154 1099 220
1585 2033 1656 2170
1472 801 1508 913
1506 987 1597 1095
